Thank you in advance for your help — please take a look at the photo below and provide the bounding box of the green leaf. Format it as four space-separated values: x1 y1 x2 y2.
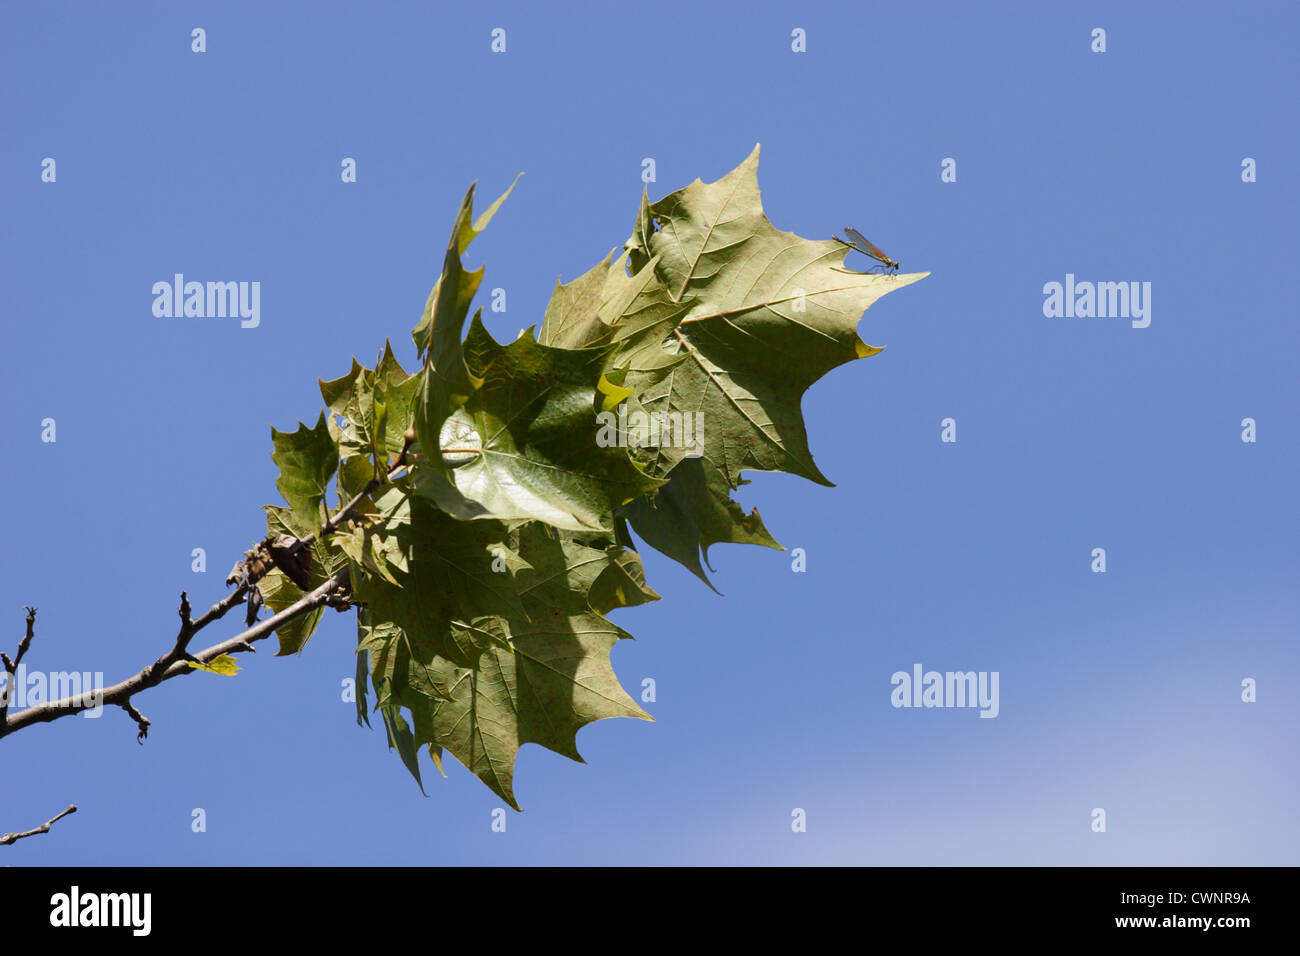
354 501 528 696
411 175 522 365
378 686 426 795
320 342 419 472
407 174 663 533
354 504 655 808
557 528 662 613
267 413 339 538
413 316 663 532
355 649 371 728
337 454 375 505
620 457 780 591
262 541 347 656
405 611 644 810
187 654 241 676
611 142 927 488
260 568 320 656
410 178 520 520
538 248 622 349
331 480 411 587
320 359 373 461
373 343 419 463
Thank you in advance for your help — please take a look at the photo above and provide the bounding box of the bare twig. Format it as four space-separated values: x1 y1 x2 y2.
2 568 350 737
1 804 77 846
0 606 37 727
120 699 150 743
0 452 406 742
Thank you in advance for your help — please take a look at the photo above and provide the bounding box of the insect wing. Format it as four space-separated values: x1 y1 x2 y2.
843 227 894 267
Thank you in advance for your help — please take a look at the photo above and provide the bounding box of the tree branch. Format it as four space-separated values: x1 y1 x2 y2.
1 804 77 846
0 449 407 742
2 568 350 737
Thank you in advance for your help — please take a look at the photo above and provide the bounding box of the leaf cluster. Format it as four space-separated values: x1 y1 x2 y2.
263 146 925 807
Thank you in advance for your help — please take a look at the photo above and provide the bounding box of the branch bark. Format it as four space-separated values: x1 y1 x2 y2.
1 804 77 846
0 451 410 742
1 568 349 737
0 606 36 728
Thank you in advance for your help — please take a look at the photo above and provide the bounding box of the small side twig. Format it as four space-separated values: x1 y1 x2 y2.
290 451 412 558
2 567 351 737
1 804 77 847
120 699 150 743
2 443 402 742
0 606 37 727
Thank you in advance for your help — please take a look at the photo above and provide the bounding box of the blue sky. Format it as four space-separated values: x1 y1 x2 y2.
1 1 1296 865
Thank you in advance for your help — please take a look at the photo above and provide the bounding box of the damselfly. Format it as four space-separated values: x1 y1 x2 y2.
833 227 900 273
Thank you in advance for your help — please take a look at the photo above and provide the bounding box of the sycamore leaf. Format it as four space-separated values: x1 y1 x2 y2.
414 316 663 532
267 413 338 538
588 144 926 583
404 611 644 810
535 245 687 352
411 176 521 497
539 249 691 388
355 650 371 728
320 359 372 460
187 654 241 676
596 373 634 412
411 176 522 365
556 528 661 613
378 687 426 795
320 342 419 472
337 454 375 505
262 542 348 656
354 506 655 808
620 457 780 591
408 177 661 533
611 142 927 489
427 744 446 777
354 501 530 698
537 248 621 349
329 478 413 588
260 568 321 656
